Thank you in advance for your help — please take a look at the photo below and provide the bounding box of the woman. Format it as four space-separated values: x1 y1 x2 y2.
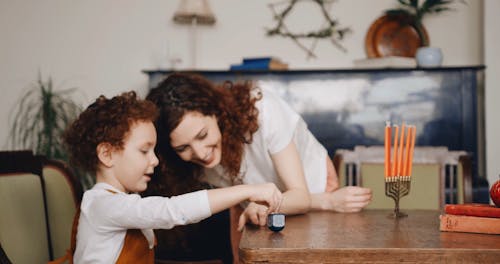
146 73 371 260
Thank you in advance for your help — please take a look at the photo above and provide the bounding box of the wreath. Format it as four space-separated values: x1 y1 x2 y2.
266 0 351 59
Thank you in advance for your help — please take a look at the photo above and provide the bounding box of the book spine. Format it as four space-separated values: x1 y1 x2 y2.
230 63 269 70
268 60 288 70
445 204 500 218
242 57 273 64
440 214 500 235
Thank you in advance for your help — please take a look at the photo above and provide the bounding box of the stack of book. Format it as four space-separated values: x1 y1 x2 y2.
439 203 500 235
230 57 288 71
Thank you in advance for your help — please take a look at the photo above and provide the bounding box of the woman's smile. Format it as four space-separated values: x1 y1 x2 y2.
170 111 222 168
201 148 215 165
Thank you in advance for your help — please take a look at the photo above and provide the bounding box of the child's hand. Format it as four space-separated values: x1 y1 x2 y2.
248 183 283 213
237 183 282 231
237 202 268 231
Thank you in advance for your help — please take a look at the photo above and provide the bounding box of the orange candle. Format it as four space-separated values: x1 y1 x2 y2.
402 126 412 176
407 126 417 176
396 123 406 176
384 121 391 178
391 125 399 177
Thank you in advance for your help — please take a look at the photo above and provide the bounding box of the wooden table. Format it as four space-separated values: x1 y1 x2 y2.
239 210 500 263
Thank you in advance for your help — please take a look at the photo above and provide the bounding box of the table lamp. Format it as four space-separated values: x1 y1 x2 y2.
173 0 216 69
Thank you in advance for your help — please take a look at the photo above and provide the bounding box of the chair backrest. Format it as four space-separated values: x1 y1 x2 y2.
0 151 82 263
333 146 472 210
42 158 82 259
0 151 51 264
0 241 13 264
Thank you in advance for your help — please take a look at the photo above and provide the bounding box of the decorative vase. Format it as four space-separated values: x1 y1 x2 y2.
416 47 443 67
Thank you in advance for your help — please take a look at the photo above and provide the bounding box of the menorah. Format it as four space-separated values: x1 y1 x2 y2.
385 122 416 218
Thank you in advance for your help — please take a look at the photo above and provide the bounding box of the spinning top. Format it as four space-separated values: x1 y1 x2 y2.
267 213 285 232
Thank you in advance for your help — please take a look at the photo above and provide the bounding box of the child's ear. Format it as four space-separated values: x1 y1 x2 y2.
97 142 114 167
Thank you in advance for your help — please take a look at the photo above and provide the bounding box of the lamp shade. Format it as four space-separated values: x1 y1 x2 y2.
173 0 216 25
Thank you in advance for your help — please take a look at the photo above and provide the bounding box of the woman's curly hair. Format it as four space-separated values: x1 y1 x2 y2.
145 73 261 196
64 91 158 175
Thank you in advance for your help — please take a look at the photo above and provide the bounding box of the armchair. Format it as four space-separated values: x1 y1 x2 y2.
0 151 82 264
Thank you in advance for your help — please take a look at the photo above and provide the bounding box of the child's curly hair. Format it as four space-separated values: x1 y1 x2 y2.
64 91 158 175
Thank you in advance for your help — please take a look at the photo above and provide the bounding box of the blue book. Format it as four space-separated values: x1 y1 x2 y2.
230 57 288 71
242 57 274 64
230 63 269 71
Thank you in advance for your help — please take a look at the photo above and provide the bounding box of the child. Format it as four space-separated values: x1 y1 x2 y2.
63 91 282 264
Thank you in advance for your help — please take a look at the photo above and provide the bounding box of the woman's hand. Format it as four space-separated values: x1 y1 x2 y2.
237 202 270 231
320 186 372 212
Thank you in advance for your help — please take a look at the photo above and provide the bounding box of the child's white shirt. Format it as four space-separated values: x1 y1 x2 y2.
73 182 211 264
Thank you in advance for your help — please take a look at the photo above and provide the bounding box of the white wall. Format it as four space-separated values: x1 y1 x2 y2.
0 0 484 150
485 0 500 189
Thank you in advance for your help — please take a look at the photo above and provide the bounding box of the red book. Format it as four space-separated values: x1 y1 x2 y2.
444 203 500 218
440 214 500 235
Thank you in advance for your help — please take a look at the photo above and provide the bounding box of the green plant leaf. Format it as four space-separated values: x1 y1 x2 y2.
397 0 413 7
385 9 414 17
9 74 83 162
390 0 466 23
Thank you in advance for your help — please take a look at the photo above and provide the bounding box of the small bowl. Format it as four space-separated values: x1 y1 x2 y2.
416 47 443 68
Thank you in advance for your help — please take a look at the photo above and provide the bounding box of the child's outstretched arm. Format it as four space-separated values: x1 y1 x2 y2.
207 183 282 215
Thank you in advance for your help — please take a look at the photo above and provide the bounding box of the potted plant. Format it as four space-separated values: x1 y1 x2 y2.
9 74 92 188
365 0 465 64
390 0 466 66
385 0 466 46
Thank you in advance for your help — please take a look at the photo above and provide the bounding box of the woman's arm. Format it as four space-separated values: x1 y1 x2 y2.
238 141 311 229
270 140 311 214
311 156 372 212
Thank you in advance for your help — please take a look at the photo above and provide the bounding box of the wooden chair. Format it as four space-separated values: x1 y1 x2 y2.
0 151 82 263
333 146 473 210
41 158 83 260
0 151 50 263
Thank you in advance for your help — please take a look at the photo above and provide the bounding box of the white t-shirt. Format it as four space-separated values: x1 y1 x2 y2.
73 182 211 264
203 84 328 194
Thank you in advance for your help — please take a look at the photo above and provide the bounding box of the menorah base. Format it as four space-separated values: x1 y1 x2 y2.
389 210 408 219
385 177 411 219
